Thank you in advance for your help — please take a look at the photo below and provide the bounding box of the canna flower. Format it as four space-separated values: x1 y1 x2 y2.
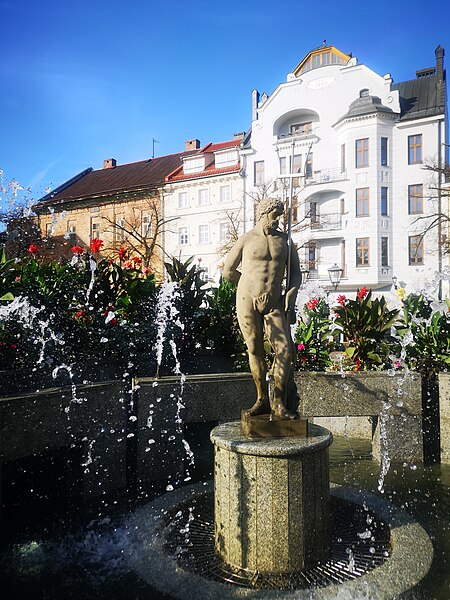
357 287 368 300
28 243 40 256
142 266 151 277
297 343 306 351
118 247 127 261
337 294 347 306
90 239 104 253
71 245 84 256
131 256 142 265
306 298 319 311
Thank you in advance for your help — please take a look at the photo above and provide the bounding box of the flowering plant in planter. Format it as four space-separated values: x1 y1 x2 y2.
332 288 399 370
294 297 332 371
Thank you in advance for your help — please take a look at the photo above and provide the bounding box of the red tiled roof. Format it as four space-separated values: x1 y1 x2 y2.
166 163 240 183
197 139 241 154
165 139 241 182
34 150 197 208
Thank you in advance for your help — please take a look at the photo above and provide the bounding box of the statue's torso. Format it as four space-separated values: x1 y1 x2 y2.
238 230 287 299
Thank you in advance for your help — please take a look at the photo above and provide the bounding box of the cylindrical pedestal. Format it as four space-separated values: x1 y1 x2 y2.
211 422 332 573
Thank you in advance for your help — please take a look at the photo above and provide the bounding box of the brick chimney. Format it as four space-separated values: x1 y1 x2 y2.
103 158 117 169
185 139 200 151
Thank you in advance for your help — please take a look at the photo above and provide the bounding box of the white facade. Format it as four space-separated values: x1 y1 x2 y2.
243 45 447 300
163 140 245 282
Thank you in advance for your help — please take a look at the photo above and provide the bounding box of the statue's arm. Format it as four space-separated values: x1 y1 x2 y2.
223 236 244 285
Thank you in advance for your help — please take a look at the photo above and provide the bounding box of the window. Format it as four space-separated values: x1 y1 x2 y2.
198 266 209 282
381 237 389 267
184 156 204 174
279 156 287 175
291 154 302 174
215 150 238 168
309 201 318 224
381 187 388 216
381 137 388 166
305 152 313 178
198 188 209 205
254 161 265 186
308 242 317 271
220 185 231 203
341 144 346 173
408 184 423 214
141 214 152 238
115 218 125 242
292 196 298 223
356 138 369 168
219 222 230 242
356 237 370 266
91 220 100 239
67 221 76 244
179 227 188 245
409 235 424 264
356 188 369 217
290 122 312 136
199 224 209 244
178 192 189 208
359 88 370 97
408 134 422 164
291 154 302 185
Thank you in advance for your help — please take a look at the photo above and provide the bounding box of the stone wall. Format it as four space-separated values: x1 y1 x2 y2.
0 369 434 518
295 371 423 463
439 373 450 463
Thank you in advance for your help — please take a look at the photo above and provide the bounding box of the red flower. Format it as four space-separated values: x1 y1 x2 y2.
131 256 142 265
28 243 40 255
90 239 104 253
123 260 133 269
15 276 21 282
297 343 306 351
142 266 151 276
337 294 347 306
71 245 84 256
118 247 127 261
306 298 319 311
357 287 368 300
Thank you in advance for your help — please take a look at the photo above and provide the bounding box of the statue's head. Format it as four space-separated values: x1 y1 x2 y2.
255 198 284 232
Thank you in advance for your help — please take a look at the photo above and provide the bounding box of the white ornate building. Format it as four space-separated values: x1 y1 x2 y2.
242 44 448 299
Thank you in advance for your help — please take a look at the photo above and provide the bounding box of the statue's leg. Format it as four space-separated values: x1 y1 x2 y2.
237 304 270 415
264 310 297 419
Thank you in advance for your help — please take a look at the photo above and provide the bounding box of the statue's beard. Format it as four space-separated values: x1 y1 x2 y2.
266 219 279 232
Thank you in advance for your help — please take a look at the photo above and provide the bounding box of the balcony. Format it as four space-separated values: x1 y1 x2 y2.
309 213 342 231
305 168 347 185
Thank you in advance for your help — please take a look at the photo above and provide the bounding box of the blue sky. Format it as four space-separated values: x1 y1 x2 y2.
1 0 449 204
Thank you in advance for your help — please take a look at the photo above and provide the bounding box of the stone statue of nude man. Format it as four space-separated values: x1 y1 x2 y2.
223 198 301 419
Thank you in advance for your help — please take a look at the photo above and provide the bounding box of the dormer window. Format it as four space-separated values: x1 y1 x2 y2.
215 149 238 168
359 88 370 97
293 46 350 76
183 156 205 174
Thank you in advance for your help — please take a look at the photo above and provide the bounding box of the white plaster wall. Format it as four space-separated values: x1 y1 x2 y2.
163 173 244 283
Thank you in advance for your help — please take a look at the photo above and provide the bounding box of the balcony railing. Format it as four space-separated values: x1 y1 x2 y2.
306 168 347 185
309 213 342 231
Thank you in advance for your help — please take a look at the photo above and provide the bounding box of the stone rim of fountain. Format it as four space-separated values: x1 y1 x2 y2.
127 480 433 600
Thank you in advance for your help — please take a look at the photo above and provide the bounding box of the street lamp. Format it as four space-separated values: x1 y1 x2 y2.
392 275 398 289
328 263 343 291
300 265 309 286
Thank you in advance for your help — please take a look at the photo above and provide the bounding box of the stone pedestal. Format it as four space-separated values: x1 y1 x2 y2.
211 422 333 573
